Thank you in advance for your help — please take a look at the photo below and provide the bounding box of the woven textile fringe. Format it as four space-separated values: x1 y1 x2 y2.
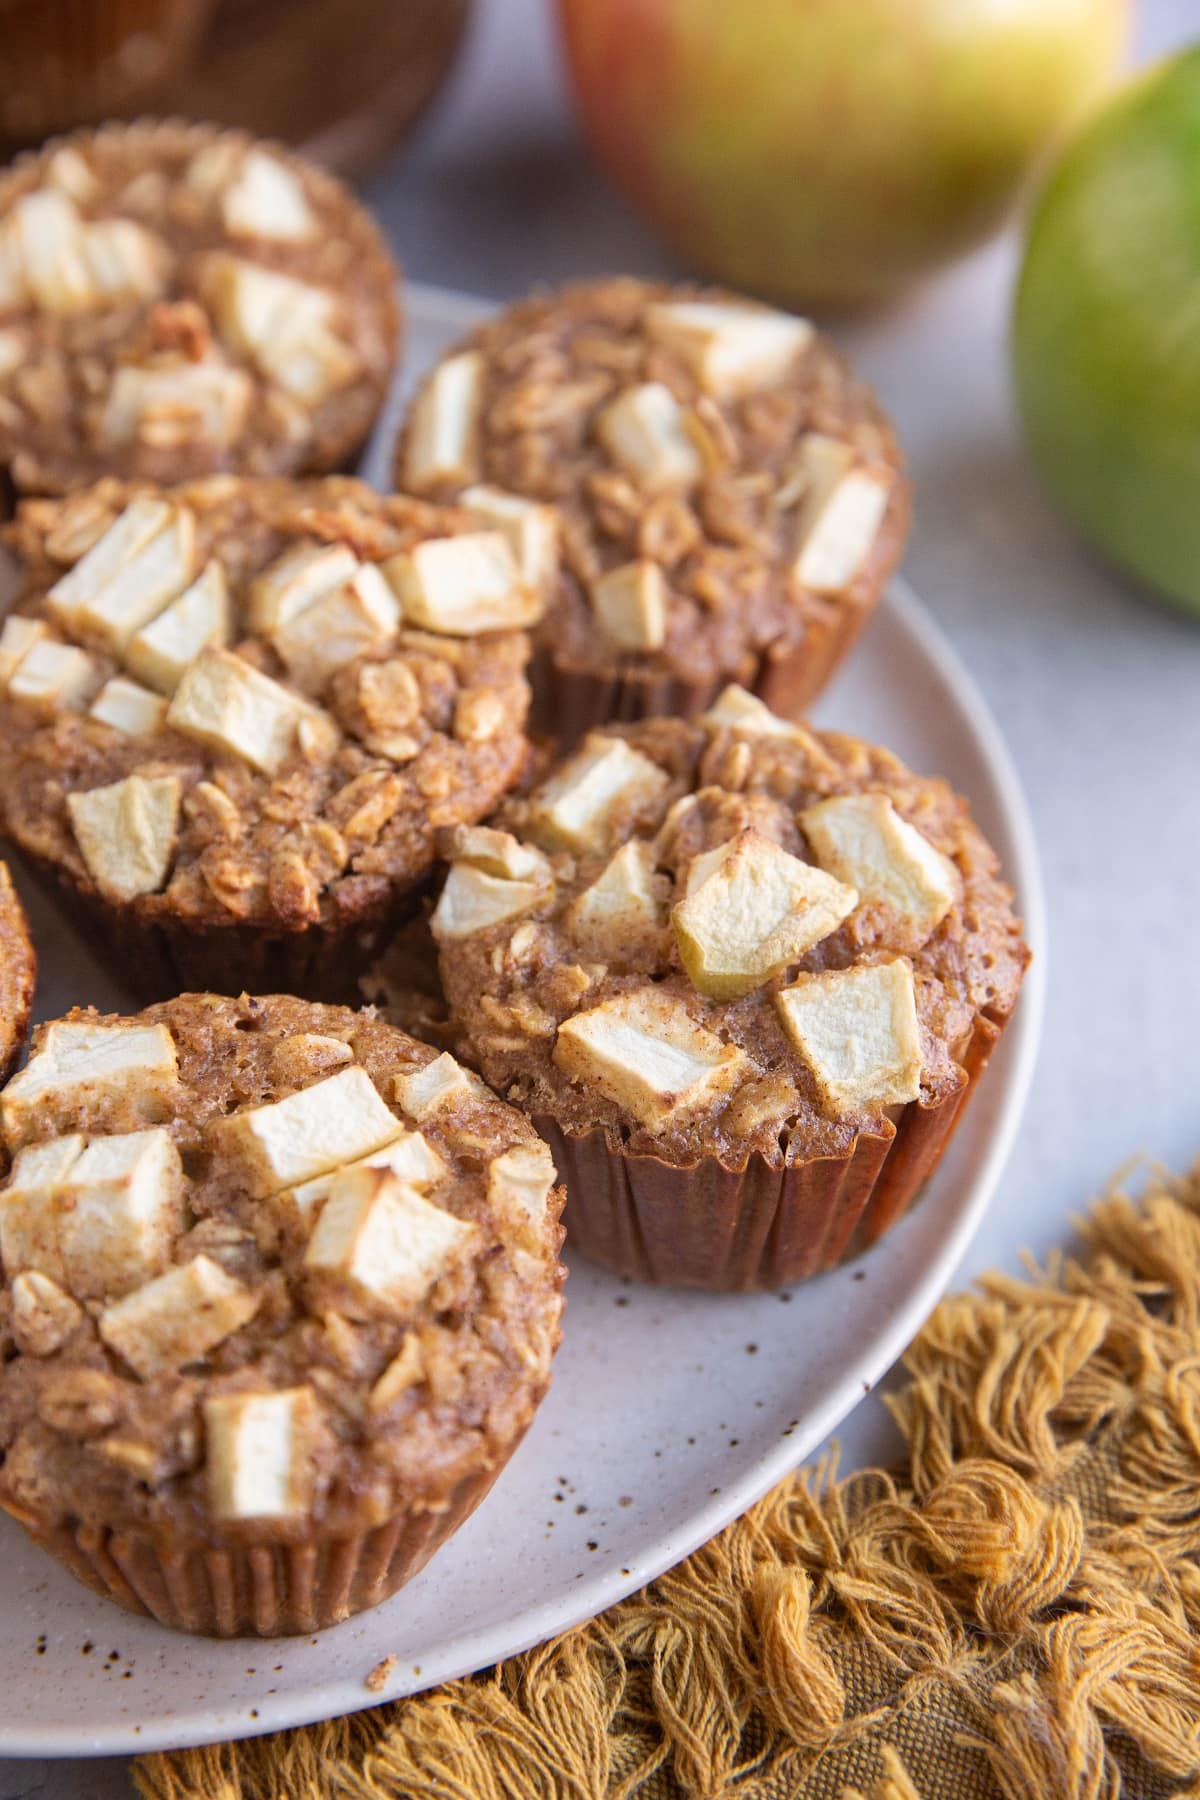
137 1159 1200 1800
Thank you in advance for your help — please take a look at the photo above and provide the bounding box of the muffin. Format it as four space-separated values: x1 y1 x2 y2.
0 992 565 1637
0 474 543 999
0 861 35 1085
0 4 216 143
432 687 1028 1289
394 277 909 745
0 119 399 493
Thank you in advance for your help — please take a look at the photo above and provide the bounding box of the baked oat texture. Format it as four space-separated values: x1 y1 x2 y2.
395 277 910 736
436 688 1029 1172
0 994 564 1554
0 121 400 492
0 475 541 997
0 863 35 1088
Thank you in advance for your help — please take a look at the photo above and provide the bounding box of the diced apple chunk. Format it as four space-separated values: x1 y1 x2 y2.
222 149 316 242
529 733 669 854
487 1142 556 1227
589 559 667 651
76 217 169 306
701 684 809 740
13 191 93 314
103 360 252 450
45 147 98 203
205 255 356 403
47 497 172 611
431 861 549 940
68 774 181 903
272 563 401 688
646 299 814 397
99 1254 260 1378
791 436 889 595
304 1166 475 1317
205 1386 319 1522
88 676 168 738
217 1064 400 1197
673 829 857 1000
445 825 548 882
0 616 49 688
567 840 662 942
775 960 923 1114
127 560 230 693
394 1052 491 1120
2 1024 178 1146
0 1135 85 1283
461 485 559 588
287 1130 446 1227
384 532 541 634
596 382 703 491
10 1270 82 1355
167 647 321 775
801 793 957 941
57 1127 185 1297
404 350 484 489
48 503 196 651
554 988 748 1131
248 542 358 634
7 639 99 713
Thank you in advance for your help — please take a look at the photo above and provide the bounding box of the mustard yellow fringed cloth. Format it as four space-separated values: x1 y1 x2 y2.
136 1160 1200 1800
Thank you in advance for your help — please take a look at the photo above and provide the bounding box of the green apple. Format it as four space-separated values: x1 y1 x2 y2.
557 0 1127 305
1015 49 1200 615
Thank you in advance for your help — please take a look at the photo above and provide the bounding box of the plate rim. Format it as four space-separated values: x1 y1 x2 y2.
0 286 1046 1758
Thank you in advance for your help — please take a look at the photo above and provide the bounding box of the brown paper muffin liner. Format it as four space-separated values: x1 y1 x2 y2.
0 1 216 141
13 844 420 1008
7 1459 506 1638
535 1009 1007 1291
529 586 876 749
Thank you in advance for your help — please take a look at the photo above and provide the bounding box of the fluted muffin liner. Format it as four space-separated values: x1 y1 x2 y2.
529 583 880 748
536 1009 1006 1291
14 845 416 1007
5 1458 510 1638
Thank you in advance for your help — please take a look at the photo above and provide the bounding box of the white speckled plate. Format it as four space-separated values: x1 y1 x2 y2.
0 284 1045 1756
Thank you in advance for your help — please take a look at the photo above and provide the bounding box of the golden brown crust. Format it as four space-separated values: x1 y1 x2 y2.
0 119 400 492
434 709 1027 1287
0 476 535 1000
0 862 35 1087
0 994 565 1554
395 277 910 743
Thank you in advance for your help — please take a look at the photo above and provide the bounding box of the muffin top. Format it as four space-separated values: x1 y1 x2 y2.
394 276 909 690
434 688 1029 1169
0 121 399 492
0 993 564 1543
0 475 541 935
0 864 34 1087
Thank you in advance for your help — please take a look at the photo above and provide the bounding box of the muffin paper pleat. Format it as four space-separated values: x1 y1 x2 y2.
536 1008 1011 1291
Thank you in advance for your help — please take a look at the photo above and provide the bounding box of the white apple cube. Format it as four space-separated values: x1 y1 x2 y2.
218 1064 400 1197
68 774 181 902
99 1254 260 1378
775 959 923 1114
554 987 748 1131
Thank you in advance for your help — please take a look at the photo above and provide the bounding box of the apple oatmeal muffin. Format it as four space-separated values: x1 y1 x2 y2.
432 687 1028 1289
0 863 35 1087
0 992 565 1636
0 120 399 493
0 474 544 999
394 277 909 744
